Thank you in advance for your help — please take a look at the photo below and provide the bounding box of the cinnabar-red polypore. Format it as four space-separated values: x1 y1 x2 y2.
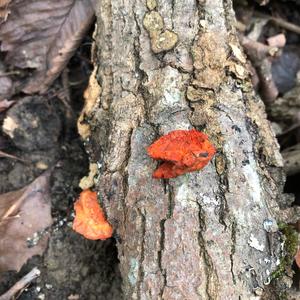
147 129 216 178
72 189 113 240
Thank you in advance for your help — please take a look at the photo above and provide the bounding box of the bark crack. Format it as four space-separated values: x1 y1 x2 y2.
158 219 166 298
216 153 230 230
133 7 153 124
197 202 219 300
170 0 175 30
222 0 236 34
158 183 175 298
137 209 146 300
230 220 237 284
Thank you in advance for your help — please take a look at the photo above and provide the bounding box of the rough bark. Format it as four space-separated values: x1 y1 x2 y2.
84 0 299 299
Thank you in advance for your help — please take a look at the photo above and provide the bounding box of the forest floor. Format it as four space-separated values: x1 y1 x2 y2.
0 0 300 299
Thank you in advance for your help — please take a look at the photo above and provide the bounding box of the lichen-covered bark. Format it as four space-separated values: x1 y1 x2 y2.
85 0 298 299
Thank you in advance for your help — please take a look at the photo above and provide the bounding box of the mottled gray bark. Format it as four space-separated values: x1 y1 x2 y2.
85 0 298 299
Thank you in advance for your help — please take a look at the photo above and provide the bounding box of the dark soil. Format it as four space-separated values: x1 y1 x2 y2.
0 45 122 299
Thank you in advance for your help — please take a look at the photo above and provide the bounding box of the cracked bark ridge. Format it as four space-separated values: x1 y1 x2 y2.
89 0 293 299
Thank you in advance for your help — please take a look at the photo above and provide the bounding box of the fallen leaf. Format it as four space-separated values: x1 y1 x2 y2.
296 247 300 269
0 76 13 99
147 129 216 178
0 171 52 272
0 0 96 93
0 99 15 112
0 0 11 7
73 190 113 240
0 0 11 22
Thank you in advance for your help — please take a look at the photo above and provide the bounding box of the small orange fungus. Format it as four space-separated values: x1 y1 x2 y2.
72 189 113 240
147 129 216 179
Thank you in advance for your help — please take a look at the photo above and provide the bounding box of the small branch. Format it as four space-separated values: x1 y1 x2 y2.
0 189 27 222
254 11 300 35
0 267 41 300
0 71 21 77
240 35 279 61
0 150 29 163
240 35 279 102
59 69 74 125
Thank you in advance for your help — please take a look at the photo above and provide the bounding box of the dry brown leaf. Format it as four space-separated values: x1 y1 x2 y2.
0 0 11 7
0 76 13 99
0 0 11 22
0 99 15 112
296 247 300 269
0 0 95 93
0 171 52 272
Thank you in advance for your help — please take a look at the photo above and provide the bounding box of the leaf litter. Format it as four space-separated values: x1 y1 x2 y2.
0 171 52 273
0 0 96 93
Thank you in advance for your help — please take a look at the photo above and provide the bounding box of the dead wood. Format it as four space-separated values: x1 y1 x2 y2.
84 0 299 298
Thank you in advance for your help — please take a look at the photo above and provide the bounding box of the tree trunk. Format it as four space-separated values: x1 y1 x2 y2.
84 0 298 299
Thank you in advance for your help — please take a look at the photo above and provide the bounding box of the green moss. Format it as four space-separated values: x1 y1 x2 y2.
271 223 298 280
279 292 288 300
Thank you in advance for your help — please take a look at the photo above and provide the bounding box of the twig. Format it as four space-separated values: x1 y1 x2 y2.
239 35 279 102
0 189 27 222
61 69 71 104
278 122 300 136
0 150 29 163
0 71 21 77
0 267 41 300
60 69 74 121
254 11 300 35
240 35 279 60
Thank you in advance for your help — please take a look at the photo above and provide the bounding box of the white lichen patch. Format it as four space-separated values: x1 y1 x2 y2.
264 258 271 264
175 183 197 209
242 158 262 204
248 234 265 252
128 258 139 286
199 193 219 212
145 66 190 131
160 67 186 109
263 218 278 233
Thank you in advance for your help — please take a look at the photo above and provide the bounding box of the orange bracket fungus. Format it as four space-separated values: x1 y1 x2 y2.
147 129 216 179
72 189 113 240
